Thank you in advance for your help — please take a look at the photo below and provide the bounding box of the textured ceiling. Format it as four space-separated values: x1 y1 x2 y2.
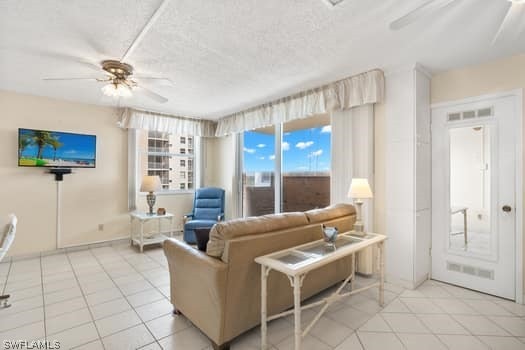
1 0 524 120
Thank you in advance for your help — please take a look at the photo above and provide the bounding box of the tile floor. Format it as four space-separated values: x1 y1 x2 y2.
1 239 525 350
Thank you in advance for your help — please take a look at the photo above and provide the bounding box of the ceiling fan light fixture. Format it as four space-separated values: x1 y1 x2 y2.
102 82 132 98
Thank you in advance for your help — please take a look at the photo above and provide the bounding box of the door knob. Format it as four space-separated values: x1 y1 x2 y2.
502 205 512 213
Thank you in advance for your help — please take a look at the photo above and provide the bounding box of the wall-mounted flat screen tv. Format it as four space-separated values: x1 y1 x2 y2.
18 128 96 168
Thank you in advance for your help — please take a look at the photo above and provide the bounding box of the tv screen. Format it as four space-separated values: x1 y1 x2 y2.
18 128 96 168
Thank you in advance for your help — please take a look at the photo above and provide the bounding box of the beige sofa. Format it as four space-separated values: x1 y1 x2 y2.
163 203 356 350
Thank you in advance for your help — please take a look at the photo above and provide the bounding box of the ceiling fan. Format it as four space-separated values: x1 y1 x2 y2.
43 59 171 103
390 0 525 44
42 0 172 104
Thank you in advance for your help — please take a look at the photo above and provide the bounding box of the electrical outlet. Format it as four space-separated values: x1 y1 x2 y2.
98 224 104 231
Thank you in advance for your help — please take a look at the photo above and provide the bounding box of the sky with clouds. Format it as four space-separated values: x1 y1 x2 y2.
19 129 96 160
243 125 330 173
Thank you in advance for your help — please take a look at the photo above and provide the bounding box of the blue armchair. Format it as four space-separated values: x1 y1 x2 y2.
183 187 225 244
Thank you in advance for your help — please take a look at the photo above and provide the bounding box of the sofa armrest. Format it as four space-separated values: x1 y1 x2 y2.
162 238 228 344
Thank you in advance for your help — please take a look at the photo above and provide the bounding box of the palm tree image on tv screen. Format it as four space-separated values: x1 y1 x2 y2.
18 128 96 168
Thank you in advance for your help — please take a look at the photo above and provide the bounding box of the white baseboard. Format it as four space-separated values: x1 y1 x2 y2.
2 231 183 263
414 274 429 289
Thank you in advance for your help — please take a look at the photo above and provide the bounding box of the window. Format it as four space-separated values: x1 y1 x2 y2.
137 130 197 192
241 115 330 216
242 126 276 217
180 136 186 144
282 117 331 212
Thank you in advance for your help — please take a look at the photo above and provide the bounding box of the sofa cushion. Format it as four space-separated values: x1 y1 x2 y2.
206 212 308 258
305 203 356 224
185 219 218 229
194 207 221 221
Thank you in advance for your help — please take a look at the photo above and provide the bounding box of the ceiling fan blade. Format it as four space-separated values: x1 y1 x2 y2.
136 86 168 104
134 77 174 86
492 2 517 45
23 50 103 72
120 0 171 62
390 0 458 30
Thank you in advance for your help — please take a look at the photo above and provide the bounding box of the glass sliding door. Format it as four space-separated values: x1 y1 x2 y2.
282 115 331 212
240 115 331 216
242 126 276 217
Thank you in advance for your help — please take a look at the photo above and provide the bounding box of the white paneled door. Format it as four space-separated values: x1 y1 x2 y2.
431 92 520 300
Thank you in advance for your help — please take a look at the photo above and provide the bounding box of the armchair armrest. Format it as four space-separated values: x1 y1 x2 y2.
183 213 194 224
162 239 227 344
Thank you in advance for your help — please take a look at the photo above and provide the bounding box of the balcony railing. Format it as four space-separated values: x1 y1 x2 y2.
148 147 170 153
148 162 170 170
243 174 330 216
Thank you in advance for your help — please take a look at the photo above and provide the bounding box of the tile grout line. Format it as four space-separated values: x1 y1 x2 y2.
354 331 367 350
64 250 107 350
383 307 411 350
5 249 525 350
384 285 524 349
360 282 480 348
88 246 162 349
396 288 516 342
108 246 172 349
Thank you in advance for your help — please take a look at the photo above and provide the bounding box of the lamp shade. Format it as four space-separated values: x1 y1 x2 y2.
140 176 161 192
347 178 373 199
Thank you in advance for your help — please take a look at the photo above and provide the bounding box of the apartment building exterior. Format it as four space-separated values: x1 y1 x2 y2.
138 130 194 191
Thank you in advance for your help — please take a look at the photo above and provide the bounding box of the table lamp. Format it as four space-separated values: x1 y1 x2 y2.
348 178 373 235
141 175 161 215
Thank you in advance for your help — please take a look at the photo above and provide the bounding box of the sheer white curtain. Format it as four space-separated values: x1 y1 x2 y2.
127 129 138 211
331 104 374 231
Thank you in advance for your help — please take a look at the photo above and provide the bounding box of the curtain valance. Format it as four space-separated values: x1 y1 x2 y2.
215 69 384 136
119 108 217 137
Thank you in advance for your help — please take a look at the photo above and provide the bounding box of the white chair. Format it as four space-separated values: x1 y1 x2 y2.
0 214 17 308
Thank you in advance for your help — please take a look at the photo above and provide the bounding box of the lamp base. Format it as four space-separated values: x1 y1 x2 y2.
353 222 364 233
353 199 366 235
146 192 156 215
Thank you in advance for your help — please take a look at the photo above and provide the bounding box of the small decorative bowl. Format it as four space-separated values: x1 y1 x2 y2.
322 225 338 246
